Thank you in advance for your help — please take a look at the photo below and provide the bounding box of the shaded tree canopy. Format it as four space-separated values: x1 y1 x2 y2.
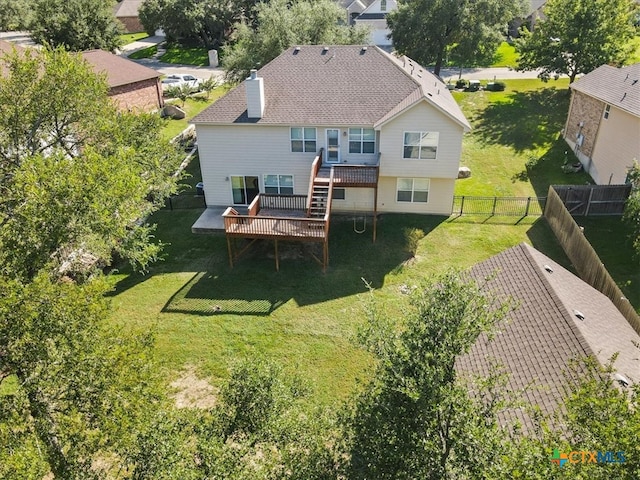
624 161 640 259
222 0 369 83
387 0 527 76
31 0 123 51
139 0 258 49
516 0 639 83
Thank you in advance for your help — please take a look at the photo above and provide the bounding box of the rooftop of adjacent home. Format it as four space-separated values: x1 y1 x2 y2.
191 44 470 130
570 63 640 118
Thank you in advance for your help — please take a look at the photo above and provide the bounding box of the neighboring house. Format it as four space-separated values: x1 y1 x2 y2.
114 0 145 34
459 243 640 431
81 49 163 112
353 0 396 48
192 44 470 217
339 0 374 25
563 63 640 185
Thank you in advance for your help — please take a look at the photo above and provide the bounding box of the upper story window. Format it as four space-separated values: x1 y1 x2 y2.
349 128 376 154
264 174 294 194
291 127 316 153
603 104 611 120
380 0 387 11
403 132 439 159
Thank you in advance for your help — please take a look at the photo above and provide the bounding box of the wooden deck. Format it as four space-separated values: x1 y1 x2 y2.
222 150 380 270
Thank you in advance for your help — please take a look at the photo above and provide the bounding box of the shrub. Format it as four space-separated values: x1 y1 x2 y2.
455 79 467 89
404 228 425 257
485 81 506 92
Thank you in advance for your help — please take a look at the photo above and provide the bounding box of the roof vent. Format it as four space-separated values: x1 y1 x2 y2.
360 46 368 55
293 47 300 54
632 79 638 85
573 309 585 321
361 46 367 52
544 264 553 273
322 46 329 54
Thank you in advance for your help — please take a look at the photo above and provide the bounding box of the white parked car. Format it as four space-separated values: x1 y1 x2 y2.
161 74 202 92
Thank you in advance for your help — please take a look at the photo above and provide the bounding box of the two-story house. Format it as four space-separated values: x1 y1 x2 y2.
563 63 640 185
191 45 470 269
353 0 397 48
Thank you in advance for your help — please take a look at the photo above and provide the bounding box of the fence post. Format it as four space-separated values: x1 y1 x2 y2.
584 186 594 216
492 196 497 216
525 197 531 216
460 196 465 215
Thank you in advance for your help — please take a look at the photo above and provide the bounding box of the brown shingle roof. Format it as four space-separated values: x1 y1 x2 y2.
570 63 640 118
459 243 640 431
81 49 159 88
192 45 470 130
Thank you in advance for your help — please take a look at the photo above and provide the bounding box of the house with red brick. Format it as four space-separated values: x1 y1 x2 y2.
563 63 640 185
81 49 163 112
114 0 145 34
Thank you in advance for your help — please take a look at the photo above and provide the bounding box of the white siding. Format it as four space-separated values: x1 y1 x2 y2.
591 107 640 184
195 124 317 206
377 176 454 215
361 0 397 15
378 100 465 179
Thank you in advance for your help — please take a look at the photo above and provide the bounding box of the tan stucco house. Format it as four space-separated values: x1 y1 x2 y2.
563 63 640 185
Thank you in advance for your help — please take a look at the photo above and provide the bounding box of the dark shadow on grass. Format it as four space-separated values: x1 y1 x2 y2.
110 209 448 315
473 88 570 153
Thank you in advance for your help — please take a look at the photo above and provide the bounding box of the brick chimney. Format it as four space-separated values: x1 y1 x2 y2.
245 69 265 119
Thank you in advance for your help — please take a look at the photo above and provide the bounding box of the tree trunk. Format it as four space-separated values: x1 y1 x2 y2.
434 47 445 77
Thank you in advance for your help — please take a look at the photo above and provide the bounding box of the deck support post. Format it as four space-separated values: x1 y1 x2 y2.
323 240 328 272
226 236 234 268
373 186 378 243
274 239 279 271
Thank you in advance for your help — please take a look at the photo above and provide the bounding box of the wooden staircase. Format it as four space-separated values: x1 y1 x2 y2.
308 177 331 218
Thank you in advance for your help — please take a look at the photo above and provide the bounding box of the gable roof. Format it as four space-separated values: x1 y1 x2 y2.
192 45 470 131
81 49 159 88
459 243 640 431
570 63 640 118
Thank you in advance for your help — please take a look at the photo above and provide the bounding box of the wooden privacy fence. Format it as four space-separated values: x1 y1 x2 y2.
544 187 640 334
553 184 631 215
452 195 546 216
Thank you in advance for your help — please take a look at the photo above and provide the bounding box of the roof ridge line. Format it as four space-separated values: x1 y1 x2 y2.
519 243 596 360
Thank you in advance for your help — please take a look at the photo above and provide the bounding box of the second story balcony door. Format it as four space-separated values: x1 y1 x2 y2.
326 129 340 163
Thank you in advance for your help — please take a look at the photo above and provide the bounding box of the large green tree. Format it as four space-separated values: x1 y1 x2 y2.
31 0 123 51
342 272 514 479
387 0 527 76
222 0 369 82
516 0 639 83
139 0 252 48
0 46 181 477
0 0 34 30
624 161 640 259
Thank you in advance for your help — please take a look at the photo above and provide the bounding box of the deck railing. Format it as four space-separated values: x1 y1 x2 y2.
331 164 379 187
259 194 308 211
307 149 324 210
222 209 327 239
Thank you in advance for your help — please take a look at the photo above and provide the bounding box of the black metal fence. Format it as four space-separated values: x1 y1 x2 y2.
452 195 546 216
165 194 206 210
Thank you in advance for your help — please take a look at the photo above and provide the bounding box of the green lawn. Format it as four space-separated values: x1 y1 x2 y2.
128 45 158 60
161 85 231 141
491 41 519 68
119 32 149 45
160 44 210 66
109 77 638 405
453 78 591 197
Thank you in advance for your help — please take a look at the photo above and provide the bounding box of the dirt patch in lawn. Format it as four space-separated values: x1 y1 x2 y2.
170 365 218 409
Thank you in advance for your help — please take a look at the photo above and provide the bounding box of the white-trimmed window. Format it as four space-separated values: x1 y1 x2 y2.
603 104 611 120
397 178 429 203
403 132 439 159
349 128 376 154
264 174 294 194
291 127 316 152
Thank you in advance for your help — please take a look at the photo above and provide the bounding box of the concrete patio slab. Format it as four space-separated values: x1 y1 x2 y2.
191 206 227 233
